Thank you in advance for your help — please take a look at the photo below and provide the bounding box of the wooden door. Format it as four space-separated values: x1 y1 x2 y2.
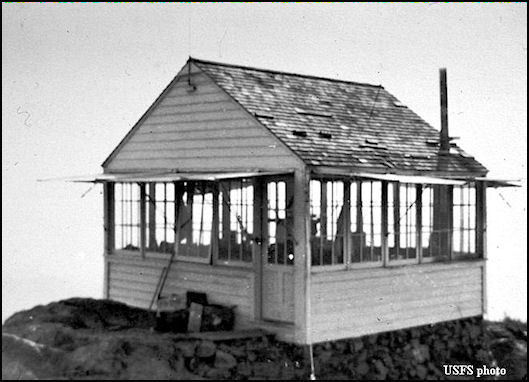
261 179 295 322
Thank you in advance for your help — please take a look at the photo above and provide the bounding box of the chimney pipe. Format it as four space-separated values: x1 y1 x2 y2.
439 68 450 153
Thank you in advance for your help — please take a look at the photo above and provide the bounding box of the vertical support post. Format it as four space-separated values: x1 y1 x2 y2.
140 183 146 259
448 185 454 260
416 184 423 263
343 181 351 267
253 177 264 321
103 182 114 299
148 183 156 250
103 182 115 255
393 182 400 260
381 181 388 266
475 182 487 315
212 182 219 265
186 181 194 248
476 182 486 258
293 168 310 344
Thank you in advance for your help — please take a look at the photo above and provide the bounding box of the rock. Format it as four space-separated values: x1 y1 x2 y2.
2 332 64 379
356 361 370 376
236 362 253 378
196 340 216 359
351 338 364 352
412 344 430 363
247 351 258 362
416 364 428 379
5 322 82 351
61 337 130 377
1 358 39 380
214 350 237 369
252 361 281 379
316 349 333 363
205 366 231 379
176 341 196 358
374 359 388 379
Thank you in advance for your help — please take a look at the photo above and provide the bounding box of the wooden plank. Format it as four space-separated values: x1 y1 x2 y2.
311 284 483 314
116 147 286 160
134 124 269 139
149 100 240 117
123 137 279 152
311 307 482 343
134 118 259 134
312 301 482 333
310 260 485 284
311 266 482 295
311 291 483 322
170 329 268 342
160 92 230 107
108 156 298 171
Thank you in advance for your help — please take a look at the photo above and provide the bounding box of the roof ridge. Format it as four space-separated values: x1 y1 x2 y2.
189 56 383 89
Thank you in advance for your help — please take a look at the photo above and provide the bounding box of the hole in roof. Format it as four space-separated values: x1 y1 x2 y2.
365 139 379 145
295 107 333 118
358 158 368 164
254 112 274 119
318 131 332 139
292 130 307 138
340 124 349 130
410 153 431 159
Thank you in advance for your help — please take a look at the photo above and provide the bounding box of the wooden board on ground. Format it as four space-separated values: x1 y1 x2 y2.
172 328 269 342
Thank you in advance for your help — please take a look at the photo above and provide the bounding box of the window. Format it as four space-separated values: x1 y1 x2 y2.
218 179 254 263
114 183 141 251
388 183 417 262
146 183 176 254
310 179 345 266
177 182 214 261
453 184 476 259
268 180 294 265
350 181 383 264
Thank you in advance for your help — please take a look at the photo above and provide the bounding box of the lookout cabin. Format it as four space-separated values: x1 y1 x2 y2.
92 58 514 344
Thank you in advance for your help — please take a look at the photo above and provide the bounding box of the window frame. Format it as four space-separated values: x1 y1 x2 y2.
215 178 255 268
309 177 348 270
386 182 420 267
307 176 483 272
348 179 385 269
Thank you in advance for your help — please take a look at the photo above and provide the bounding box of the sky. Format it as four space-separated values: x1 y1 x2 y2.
2 3 527 322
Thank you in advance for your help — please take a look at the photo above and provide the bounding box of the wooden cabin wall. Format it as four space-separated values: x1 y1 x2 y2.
106 253 256 329
104 62 301 172
309 261 484 343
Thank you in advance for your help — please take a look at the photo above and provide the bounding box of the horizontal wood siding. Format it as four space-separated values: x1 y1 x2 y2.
107 253 255 329
310 261 484 343
106 63 300 172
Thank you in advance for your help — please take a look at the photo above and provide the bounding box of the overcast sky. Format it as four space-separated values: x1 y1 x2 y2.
2 3 526 322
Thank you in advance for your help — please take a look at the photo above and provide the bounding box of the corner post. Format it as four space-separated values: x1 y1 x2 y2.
293 167 311 344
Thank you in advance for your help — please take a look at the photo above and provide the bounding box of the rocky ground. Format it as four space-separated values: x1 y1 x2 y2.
2 298 527 380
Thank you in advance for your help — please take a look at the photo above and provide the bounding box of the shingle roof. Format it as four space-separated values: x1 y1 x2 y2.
193 58 487 176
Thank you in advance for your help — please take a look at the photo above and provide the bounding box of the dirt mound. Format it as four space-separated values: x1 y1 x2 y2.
3 298 156 331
